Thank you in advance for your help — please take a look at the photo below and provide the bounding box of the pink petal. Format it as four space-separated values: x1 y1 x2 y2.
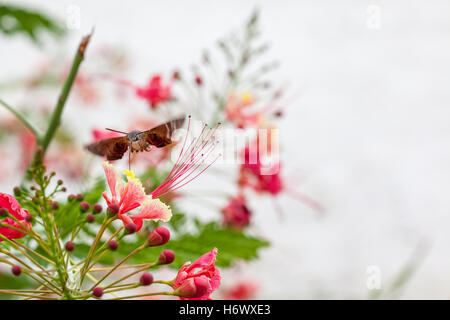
102 162 121 200
128 198 172 222
0 193 28 220
118 180 147 214
189 248 218 270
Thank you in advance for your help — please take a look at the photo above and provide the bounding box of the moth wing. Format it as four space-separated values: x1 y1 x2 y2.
141 116 185 148
85 136 129 160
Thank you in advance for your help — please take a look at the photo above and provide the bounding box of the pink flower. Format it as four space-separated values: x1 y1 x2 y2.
225 93 262 129
91 128 122 142
239 139 324 213
102 163 171 231
174 248 221 300
19 130 37 170
135 75 172 109
221 195 251 229
0 193 31 242
239 142 283 195
222 280 259 300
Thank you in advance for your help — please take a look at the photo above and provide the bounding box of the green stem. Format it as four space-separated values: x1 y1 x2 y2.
40 33 91 153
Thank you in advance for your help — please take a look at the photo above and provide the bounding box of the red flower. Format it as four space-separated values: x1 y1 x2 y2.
222 280 259 300
174 248 221 300
221 194 251 229
239 139 324 213
135 75 172 109
19 130 37 170
0 193 31 242
239 142 283 195
225 93 262 129
91 128 122 142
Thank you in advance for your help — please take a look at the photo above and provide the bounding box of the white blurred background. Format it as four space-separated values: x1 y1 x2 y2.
1 0 450 299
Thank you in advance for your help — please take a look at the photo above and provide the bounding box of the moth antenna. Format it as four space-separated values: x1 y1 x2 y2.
105 128 127 135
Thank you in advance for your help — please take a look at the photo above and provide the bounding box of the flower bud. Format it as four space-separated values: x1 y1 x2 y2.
25 214 33 223
195 75 203 86
11 265 21 277
92 204 102 214
140 272 154 286
92 287 103 298
177 277 209 299
0 208 8 217
172 70 180 80
79 202 90 213
68 194 76 201
76 194 84 201
51 201 60 210
65 241 75 252
57 179 63 185
147 227 170 247
13 186 21 196
86 214 95 223
108 240 119 251
158 249 175 265
107 203 120 216
125 222 137 234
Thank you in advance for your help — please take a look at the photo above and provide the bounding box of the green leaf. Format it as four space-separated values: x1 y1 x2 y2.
0 271 34 299
0 4 65 44
83 178 106 205
165 222 270 268
107 220 269 270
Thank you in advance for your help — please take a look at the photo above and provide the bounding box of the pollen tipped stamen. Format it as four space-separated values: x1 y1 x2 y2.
159 153 222 197
159 145 217 195
151 122 221 199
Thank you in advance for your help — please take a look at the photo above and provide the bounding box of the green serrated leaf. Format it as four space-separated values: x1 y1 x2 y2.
104 220 269 270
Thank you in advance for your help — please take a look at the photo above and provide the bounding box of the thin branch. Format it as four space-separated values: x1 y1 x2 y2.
40 31 92 153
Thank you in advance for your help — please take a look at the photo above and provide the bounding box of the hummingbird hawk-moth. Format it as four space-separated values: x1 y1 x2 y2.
84 116 185 163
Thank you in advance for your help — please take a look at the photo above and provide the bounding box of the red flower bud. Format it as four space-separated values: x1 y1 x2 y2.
65 241 75 252
107 203 120 216
195 75 203 86
158 249 175 265
140 272 154 286
25 214 33 223
0 208 7 217
172 70 180 80
68 194 76 201
108 240 119 251
178 277 209 298
51 201 60 210
79 202 90 212
76 194 84 201
147 227 170 247
11 265 21 276
92 287 103 298
125 222 137 234
86 214 95 223
13 187 21 196
92 204 102 214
